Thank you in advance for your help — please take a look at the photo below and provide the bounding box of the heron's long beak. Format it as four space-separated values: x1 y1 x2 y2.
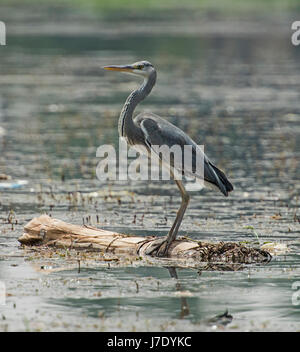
103 65 134 72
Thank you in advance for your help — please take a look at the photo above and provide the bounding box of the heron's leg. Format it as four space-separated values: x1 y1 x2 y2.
157 179 190 256
145 171 190 257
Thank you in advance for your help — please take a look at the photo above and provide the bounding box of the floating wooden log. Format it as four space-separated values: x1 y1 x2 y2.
18 215 272 265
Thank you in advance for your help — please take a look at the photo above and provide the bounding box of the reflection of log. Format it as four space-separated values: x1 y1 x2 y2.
18 215 271 264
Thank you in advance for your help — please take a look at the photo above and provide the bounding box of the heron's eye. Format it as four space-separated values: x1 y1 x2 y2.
135 65 144 70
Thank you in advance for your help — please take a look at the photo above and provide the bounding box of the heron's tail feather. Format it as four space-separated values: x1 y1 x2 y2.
209 163 233 197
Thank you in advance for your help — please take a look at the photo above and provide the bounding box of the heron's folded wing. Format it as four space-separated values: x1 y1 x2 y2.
140 117 218 183
138 114 232 196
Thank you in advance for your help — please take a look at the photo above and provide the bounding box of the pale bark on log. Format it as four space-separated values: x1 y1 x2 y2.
18 215 272 264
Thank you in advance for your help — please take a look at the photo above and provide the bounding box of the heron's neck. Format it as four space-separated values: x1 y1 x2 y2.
118 71 156 137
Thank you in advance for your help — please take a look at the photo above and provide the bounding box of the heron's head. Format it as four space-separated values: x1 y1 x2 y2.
103 60 155 78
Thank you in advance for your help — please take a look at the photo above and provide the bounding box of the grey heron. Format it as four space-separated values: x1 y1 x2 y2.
103 60 233 257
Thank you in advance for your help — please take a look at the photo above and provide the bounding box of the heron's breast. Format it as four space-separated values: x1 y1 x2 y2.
124 136 150 156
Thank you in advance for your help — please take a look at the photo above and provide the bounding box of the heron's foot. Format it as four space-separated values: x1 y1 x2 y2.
144 237 170 257
156 240 170 257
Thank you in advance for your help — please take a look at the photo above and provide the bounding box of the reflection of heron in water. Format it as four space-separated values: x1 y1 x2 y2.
167 266 233 326
167 267 189 318
104 61 233 257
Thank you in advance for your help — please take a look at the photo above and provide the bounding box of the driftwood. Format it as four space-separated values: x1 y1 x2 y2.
18 215 272 265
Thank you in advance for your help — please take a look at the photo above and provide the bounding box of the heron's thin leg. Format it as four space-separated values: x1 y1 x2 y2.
157 177 190 256
167 180 190 243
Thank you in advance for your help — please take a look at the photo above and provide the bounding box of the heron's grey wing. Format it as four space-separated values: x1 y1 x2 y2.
138 114 194 173
137 113 232 196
